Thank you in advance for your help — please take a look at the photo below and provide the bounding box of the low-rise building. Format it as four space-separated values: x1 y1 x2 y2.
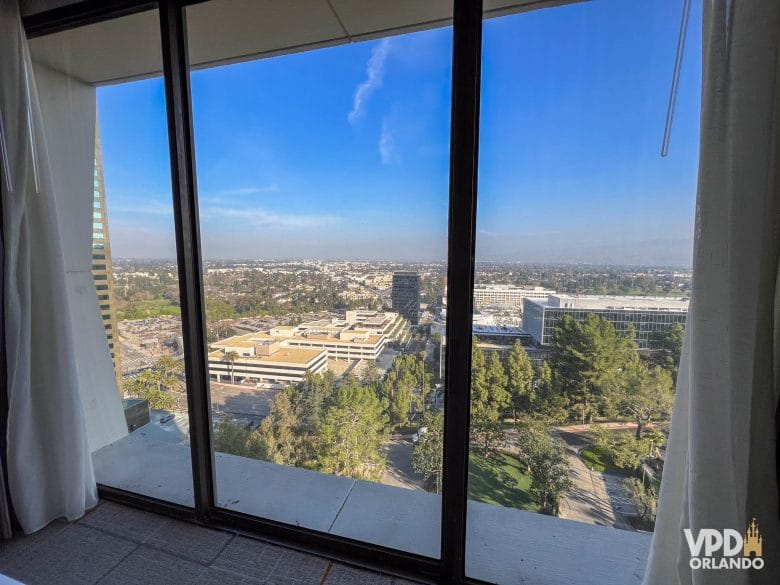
209 333 327 385
210 312 396 382
473 284 555 309
523 294 689 349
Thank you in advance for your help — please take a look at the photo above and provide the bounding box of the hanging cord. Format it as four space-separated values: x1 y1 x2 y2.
661 0 692 157
22 59 40 194
0 109 11 193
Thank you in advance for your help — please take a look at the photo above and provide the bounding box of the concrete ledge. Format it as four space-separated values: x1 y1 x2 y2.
467 501 650 584
93 431 650 584
215 453 355 533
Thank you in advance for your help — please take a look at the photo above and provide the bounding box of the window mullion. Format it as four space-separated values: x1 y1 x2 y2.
441 0 483 582
159 0 215 523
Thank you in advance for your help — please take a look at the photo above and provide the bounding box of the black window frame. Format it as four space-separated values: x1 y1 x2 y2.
24 1 483 583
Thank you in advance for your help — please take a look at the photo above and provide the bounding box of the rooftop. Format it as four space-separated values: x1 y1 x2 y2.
531 294 690 312
474 284 554 291
208 346 325 366
472 324 529 337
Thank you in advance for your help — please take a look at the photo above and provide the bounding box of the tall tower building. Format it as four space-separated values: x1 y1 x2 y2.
391 271 421 325
92 120 122 394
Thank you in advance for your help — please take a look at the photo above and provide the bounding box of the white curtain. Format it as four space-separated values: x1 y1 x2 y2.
644 1 780 584
0 0 97 533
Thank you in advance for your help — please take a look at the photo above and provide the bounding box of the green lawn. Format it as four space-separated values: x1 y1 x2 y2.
468 451 538 512
119 299 181 320
579 446 624 474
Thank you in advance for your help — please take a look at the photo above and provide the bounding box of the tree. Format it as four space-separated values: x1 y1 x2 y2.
258 393 300 465
124 371 175 410
412 411 444 493
514 415 552 473
317 383 388 481
122 357 182 410
419 350 429 416
214 419 266 459
647 323 684 383
485 351 511 413
618 366 674 439
507 341 535 421
528 437 573 516
469 342 509 455
151 355 184 407
590 427 662 472
624 477 658 529
361 359 381 386
206 296 235 322
380 354 422 427
548 315 638 423
223 351 239 384
287 371 338 437
531 362 569 424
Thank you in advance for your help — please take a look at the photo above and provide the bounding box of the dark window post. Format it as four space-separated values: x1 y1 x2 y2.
159 0 215 523
441 0 482 582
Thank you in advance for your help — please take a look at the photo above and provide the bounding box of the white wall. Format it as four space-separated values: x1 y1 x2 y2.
33 61 128 452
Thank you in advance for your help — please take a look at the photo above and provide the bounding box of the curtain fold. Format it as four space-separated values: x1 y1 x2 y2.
643 1 780 584
0 167 10 540
0 0 97 533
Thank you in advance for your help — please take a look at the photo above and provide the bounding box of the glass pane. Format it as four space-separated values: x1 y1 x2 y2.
466 0 701 582
186 0 453 557
29 9 195 507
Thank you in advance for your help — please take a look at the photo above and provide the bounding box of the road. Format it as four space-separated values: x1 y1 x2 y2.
209 381 281 421
376 347 399 372
380 434 427 491
556 431 633 530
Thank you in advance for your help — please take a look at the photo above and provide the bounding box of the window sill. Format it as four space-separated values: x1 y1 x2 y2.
93 424 650 584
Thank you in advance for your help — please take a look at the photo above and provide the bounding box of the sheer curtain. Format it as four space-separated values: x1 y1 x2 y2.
643 1 780 584
0 0 97 533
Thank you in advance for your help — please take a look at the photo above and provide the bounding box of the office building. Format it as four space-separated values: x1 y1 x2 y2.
91 121 121 391
391 271 420 325
211 313 392 379
523 294 689 349
473 284 555 309
209 334 328 385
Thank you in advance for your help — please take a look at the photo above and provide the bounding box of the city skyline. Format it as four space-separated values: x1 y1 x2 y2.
98 0 702 265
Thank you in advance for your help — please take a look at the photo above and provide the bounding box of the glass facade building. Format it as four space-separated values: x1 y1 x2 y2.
91 120 121 391
523 294 689 348
391 271 421 325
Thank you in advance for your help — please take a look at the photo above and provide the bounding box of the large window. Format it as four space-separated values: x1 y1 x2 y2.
466 1 701 582
23 0 703 582
185 0 453 557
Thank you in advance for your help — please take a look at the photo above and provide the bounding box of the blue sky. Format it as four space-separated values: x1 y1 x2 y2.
98 0 702 266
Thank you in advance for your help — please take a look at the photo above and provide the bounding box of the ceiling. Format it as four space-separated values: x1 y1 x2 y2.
27 0 584 85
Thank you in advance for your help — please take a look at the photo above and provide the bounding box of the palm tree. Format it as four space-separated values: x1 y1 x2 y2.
419 351 428 416
223 351 239 384
152 355 184 409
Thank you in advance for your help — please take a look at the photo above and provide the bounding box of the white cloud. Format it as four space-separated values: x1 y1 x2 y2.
109 199 173 217
378 119 399 164
201 206 341 228
218 184 279 196
348 39 391 124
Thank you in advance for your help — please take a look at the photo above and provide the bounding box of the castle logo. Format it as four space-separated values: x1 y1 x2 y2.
684 518 764 570
743 518 762 557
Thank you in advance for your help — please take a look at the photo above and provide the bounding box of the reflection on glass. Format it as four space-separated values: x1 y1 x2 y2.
466 1 701 582
186 1 452 557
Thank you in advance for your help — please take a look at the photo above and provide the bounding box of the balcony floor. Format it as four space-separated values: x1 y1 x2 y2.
0 501 421 585
88 423 651 584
